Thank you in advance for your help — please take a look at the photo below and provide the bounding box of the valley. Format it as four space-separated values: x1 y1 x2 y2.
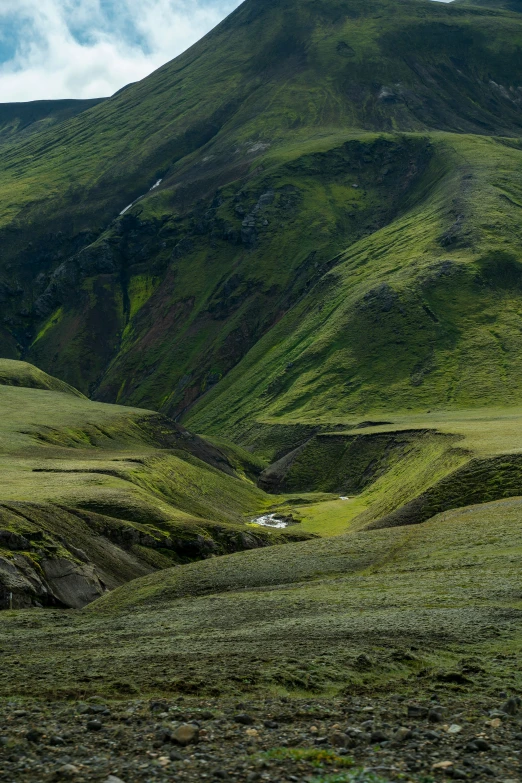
1 0 522 781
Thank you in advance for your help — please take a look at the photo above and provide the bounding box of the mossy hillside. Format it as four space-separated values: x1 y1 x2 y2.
258 429 464 495
97 493 522 611
201 435 267 482
0 383 292 523
186 133 522 433
2 0 522 413
1 495 521 699
256 427 469 533
367 451 522 529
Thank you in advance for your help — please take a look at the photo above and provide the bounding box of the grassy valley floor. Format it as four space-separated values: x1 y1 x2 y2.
1 495 522 780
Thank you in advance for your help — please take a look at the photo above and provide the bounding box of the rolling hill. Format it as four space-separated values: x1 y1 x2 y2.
0 361 312 611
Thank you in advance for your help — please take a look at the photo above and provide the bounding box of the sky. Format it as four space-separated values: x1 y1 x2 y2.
0 0 243 103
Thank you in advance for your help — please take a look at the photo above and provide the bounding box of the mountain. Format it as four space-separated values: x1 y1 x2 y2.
0 0 522 436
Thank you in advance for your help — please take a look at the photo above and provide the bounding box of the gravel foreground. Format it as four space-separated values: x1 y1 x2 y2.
1 693 521 783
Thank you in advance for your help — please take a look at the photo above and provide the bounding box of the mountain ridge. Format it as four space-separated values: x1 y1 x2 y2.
0 98 106 145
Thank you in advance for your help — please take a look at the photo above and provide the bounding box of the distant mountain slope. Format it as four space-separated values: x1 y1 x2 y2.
2 0 522 426
0 98 106 143
457 0 522 10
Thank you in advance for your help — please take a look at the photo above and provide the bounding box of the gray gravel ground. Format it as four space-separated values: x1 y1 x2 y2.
1 692 521 782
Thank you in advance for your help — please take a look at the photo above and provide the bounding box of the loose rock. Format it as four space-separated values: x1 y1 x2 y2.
171 724 199 746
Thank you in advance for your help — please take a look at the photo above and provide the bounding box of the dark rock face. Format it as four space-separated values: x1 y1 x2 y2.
40 558 105 609
0 555 49 609
0 530 31 551
241 215 257 247
0 553 105 610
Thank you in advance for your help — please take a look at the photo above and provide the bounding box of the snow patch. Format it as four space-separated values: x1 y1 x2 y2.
119 179 163 215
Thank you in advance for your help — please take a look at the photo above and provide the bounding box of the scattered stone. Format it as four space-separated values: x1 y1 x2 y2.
433 760 454 770
447 724 463 734
87 704 108 714
234 713 255 725
171 724 199 746
25 728 43 743
1 693 521 783
428 709 444 722
54 764 80 779
408 704 428 719
451 769 468 780
500 697 520 715
86 720 103 731
392 727 412 743
150 700 168 712
329 730 349 747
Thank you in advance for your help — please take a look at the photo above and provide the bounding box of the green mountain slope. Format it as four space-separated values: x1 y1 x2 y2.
1 0 522 426
186 132 522 433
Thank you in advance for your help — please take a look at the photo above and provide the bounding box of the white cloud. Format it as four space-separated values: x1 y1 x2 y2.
0 0 242 102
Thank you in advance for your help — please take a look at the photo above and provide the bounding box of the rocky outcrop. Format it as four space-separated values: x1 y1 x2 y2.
40 558 105 609
0 553 105 610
